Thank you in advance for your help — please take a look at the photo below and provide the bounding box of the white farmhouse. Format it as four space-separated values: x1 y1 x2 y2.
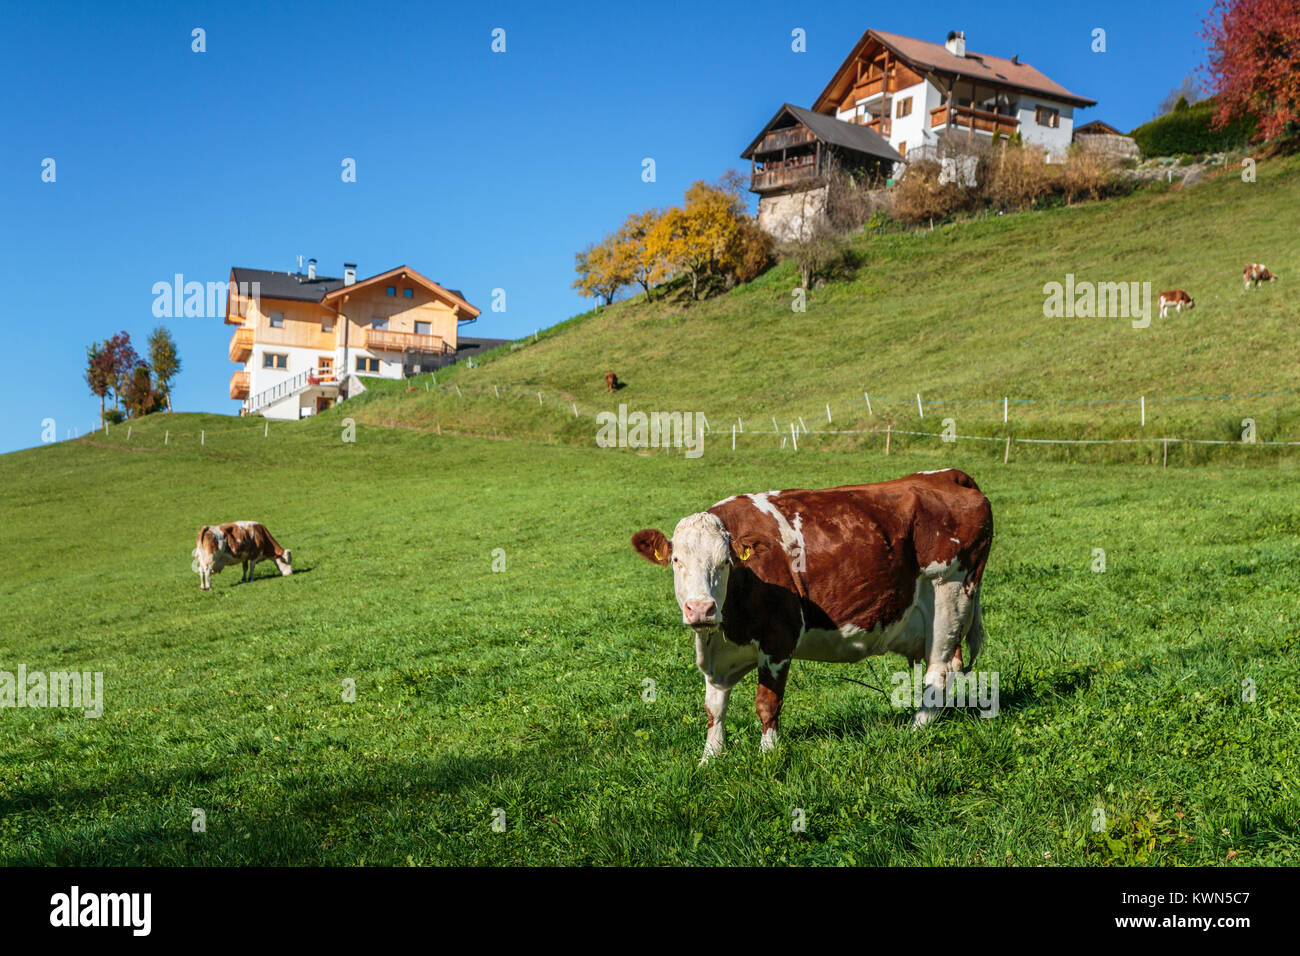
812 28 1096 161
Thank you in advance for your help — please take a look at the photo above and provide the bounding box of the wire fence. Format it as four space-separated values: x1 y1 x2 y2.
80 374 1299 458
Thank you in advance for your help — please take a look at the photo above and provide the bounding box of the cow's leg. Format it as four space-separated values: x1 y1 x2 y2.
914 578 974 728
241 559 250 582
755 653 790 753
701 679 732 764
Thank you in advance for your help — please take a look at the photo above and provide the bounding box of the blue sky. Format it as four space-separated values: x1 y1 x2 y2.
0 0 1209 453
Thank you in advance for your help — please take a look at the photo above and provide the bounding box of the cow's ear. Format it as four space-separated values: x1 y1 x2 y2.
731 537 763 564
632 529 671 566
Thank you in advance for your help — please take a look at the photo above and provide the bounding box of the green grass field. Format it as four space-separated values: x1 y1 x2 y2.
347 151 1300 462
4 154 1299 865
1 412 1297 865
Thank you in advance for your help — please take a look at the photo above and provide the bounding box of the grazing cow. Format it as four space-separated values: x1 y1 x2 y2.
193 521 292 591
1158 290 1195 317
632 469 993 762
1244 263 1278 289
605 371 620 393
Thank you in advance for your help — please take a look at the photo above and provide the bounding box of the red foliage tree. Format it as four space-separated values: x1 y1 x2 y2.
100 331 142 412
1201 0 1300 141
84 342 115 428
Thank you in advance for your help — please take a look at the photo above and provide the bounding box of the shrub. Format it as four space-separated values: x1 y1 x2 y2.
988 144 1058 210
1129 96 1255 156
891 159 966 224
104 408 126 425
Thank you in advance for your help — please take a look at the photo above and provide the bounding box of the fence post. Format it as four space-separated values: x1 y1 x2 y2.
916 393 923 418
790 422 798 451
732 425 736 450
1141 396 1146 427
165 431 169 445
1003 397 1008 423
885 424 891 455
1004 436 1011 463
826 403 832 424
865 392 873 416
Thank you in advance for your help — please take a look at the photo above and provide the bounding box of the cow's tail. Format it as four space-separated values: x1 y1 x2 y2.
963 599 985 672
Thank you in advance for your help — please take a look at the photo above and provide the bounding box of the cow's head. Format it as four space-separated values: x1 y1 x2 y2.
633 512 733 629
1186 296 1196 308
276 549 293 576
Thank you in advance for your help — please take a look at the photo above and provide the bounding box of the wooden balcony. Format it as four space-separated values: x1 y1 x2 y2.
930 105 1020 137
850 76 886 101
229 371 250 400
753 126 815 156
854 115 891 137
364 327 453 354
750 159 820 193
228 327 253 362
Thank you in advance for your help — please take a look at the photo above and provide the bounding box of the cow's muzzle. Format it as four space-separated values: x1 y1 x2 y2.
683 600 718 627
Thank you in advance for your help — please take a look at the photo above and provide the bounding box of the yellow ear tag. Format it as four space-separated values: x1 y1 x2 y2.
740 546 752 561
654 548 663 562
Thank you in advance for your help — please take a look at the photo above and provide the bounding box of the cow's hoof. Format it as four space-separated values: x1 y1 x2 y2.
759 728 779 753
911 709 939 729
698 747 720 767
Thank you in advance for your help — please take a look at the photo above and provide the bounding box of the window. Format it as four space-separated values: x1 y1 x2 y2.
895 96 913 119
263 352 288 370
371 316 389 330
1035 105 1060 128
318 357 333 377
403 288 414 298
269 312 285 328
356 356 380 373
415 321 431 336
322 316 334 333
385 286 396 296
898 140 907 157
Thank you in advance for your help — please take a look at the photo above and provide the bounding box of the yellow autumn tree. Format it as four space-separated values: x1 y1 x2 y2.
645 174 773 299
572 233 632 305
613 209 662 301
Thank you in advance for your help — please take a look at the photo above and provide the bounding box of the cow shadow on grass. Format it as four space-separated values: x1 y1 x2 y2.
238 566 314 585
0 750 521 865
792 661 1099 741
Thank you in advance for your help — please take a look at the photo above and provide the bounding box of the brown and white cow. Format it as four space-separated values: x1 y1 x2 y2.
632 469 993 761
1157 290 1194 317
193 521 293 590
1244 263 1278 289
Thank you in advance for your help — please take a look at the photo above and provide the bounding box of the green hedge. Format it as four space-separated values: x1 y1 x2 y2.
1129 97 1255 157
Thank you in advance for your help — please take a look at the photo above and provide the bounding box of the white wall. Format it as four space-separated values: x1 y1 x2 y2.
247 344 330 402
1016 97 1076 157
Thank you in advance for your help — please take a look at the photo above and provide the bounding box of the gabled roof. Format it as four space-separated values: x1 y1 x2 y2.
1074 120 1124 136
741 103 903 163
231 267 348 302
813 28 1097 113
229 265 475 316
321 265 479 318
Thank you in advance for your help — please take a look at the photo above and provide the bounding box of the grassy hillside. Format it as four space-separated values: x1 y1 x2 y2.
0 413 1297 864
350 151 1300 461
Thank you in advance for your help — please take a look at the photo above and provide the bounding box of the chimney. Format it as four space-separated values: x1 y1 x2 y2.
307 258 317 280
945 30 965 57
344 263 356 286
